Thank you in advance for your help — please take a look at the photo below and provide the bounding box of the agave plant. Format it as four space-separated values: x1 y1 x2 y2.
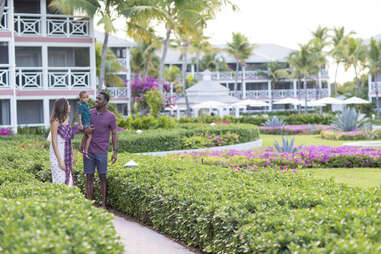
274 136 297 153
262 116 285 127
333 107 368 132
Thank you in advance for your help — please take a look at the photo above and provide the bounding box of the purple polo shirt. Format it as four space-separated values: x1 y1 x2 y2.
88 109 117 154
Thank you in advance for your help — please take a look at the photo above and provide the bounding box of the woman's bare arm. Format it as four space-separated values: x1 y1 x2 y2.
51 120 65 170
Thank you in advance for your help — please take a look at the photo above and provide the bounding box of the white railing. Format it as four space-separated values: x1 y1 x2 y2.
0 8 8 30
48 68 91 89
16 68 43 89
108 87 128 98
14 13 89 37
47 15 89 37
14 14 41 36
370 82 381 94
272 89 294 97
246 90 269 98
0 67 9 88
297 89 329 97
117 58 127 67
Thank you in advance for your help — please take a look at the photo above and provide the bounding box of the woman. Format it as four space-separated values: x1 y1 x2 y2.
49 98 76 186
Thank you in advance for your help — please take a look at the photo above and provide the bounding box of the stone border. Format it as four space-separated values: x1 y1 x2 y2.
135 139 263 156
343 141 381 147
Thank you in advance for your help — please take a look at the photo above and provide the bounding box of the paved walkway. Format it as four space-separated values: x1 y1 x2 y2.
136 139 263 156
113 215 196 254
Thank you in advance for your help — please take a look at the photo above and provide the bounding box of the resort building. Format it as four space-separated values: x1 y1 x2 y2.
0 0 96 132
367 34 381 107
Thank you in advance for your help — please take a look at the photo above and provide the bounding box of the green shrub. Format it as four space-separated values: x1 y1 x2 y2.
118 115 177 130
284 113 333 125
321 130 367 140
72 154 381 253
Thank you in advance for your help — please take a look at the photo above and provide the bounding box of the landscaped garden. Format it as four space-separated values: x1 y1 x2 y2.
1 111 381 253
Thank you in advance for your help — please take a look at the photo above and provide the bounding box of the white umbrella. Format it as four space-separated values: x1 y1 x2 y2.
192 101 230 109
274 98 302 105
232 99 269 108
344 97 370 105
315 97 345 105
307 100 326 107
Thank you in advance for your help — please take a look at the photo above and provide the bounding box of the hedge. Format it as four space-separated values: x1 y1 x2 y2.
260 125 330 135
73 124 260 153
71 154 381 253
320 130 367 140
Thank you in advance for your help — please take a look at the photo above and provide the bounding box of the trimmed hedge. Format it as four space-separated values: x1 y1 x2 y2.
260 125 331 135
71 154 381 253
320 130 367 140
74 124 260 153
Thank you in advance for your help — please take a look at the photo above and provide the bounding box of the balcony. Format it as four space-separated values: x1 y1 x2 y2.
297 89 329 97
15 67 91 89
370 82 381 95
14 13 90 37
0 67 9 88
108 87 128 98
227 88 329 99
117 58 128 68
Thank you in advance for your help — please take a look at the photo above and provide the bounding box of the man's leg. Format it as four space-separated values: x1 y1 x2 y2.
86 173 94 200
99 174 107 208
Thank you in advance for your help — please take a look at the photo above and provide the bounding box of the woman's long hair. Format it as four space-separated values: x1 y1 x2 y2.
50 98 69 124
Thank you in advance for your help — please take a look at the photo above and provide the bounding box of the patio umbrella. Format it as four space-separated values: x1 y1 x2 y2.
274 98 302 105
315 97 345 105
344 97 370 105
307 100 326 107
232 99 270 108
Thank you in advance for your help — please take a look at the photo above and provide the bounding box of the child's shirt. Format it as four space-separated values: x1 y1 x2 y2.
78 102 91 128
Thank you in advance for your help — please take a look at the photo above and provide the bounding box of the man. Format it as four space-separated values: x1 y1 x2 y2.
83 91 118 208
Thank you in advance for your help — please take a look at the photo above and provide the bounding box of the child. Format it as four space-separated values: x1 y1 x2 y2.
78 91 92 159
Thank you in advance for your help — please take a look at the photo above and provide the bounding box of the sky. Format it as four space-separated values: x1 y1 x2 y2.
109 0 381 84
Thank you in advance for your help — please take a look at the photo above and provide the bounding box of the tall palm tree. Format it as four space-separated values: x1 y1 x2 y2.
226 32 255 97
288 44 319 113
330 26 355 96
130 42 160 79
189 34 213 78
342 37 367 97
260 62 289 110
367 38 381 119
95 43 123 87
310 26 329 100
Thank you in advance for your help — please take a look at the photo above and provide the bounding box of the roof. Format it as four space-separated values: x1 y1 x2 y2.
95 31 135 47
176 95 240 105
187 80 230 93
163 43 294 64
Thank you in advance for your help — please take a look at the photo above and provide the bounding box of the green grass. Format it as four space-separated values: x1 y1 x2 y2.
261 134 346 148
302 168 381 188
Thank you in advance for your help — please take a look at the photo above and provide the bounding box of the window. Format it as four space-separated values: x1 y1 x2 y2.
16 47 42 67
14 0 40 14
17 100 43 124
0 42 9 64
48 47 90 67
0 100 10 125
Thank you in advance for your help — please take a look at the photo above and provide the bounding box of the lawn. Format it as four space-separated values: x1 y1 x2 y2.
303 168 381 188
261 134 347 148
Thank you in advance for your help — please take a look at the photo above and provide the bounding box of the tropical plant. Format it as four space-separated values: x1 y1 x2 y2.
226 32 256 96
288 44 319 113
367 38 381 119
260 62 289 109
274 136 297 153
95 43 123 87
262 116 285 127
330 27 355 96
333 107 368 132
130 42 160 79
199 52 229 72
142 88 163 117
342 37 367 97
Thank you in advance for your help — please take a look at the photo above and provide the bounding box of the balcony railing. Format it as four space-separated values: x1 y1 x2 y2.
117 58 127 68
0 67 9 88
108 87 128 98
14 13 89 37
16 68 43 89
16 67 91 89
246 90 269 98
370 82 381 94
272 89 294 97
0 8 8 30
227 88 329 99
48 68 91 89
297 89 329 97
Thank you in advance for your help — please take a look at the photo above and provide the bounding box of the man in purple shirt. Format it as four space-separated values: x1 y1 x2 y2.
83 91 118 208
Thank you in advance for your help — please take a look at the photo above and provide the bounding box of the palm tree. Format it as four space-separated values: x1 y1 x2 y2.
342 37 367 97
367 38 381 119
310 26 329 100
189 34 213 79
226 32 255 97
288 44 319 113
199 52 229 72
130 42 160 79
260 62 289 110
330 27 355 97
95 43 123 87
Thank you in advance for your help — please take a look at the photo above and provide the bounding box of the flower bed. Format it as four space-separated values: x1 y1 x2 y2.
260 125 331 135
321 130 367 140
73 124 260 153
178 145 381 169
71 154 381 253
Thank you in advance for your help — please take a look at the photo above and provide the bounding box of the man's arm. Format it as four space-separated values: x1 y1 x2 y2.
111 128 118 164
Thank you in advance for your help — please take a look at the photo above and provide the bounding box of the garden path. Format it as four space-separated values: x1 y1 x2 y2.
112 215 196 254
135 139 263 156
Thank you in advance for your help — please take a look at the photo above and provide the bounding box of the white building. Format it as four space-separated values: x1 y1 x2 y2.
0 0 96 132
367 34 381 107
